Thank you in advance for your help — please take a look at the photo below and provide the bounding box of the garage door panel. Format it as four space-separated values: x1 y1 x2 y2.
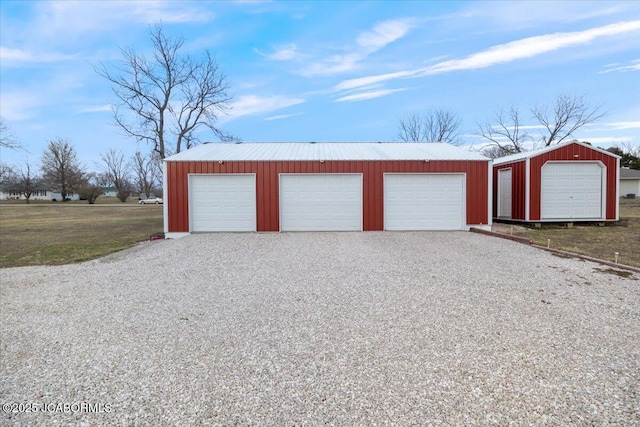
384 174 465 231
190 175 256 232
280 174 362 231
541 162 603 220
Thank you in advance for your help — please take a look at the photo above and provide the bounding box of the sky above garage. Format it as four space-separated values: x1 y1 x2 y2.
1 0 639 168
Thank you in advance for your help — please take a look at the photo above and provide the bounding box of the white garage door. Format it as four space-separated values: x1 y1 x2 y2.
541 162 603 220
190 174 256 232
384 174 465 230
280 174 362 231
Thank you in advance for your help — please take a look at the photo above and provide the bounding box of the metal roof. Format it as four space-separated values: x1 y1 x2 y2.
493 140 620 165
164 142 489 162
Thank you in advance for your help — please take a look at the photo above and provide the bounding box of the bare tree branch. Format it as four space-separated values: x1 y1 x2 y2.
0 118 22 150
397 108 462 145
477 105 532 157
95 23 232 159
532 94 605 146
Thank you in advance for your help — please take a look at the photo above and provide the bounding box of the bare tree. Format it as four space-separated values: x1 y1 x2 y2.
477 105 532 156
41 138 85 202
532 94 605 146
397 109 462 144
12 162 43 203
0 117 22 150
131 151 156 198
0 162 16 186
77 172 103 204
96 24 232 159
99 149 131 202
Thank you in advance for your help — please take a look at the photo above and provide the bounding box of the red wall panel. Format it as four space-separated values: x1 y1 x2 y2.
529 143 618 221
493 161 527 221
166 160 490 232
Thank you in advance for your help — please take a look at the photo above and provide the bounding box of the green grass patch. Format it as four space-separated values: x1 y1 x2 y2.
0 203 163 268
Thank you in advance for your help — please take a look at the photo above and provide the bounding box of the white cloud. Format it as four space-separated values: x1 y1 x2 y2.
425 20 640 74
334 70 417 91
599 59 640 73
264 112 302 121
77 104 112 114
0 91 42 121
224 95 305 121
334 20 640 90
356 19 413 50
335 88 405 102
0 46 78 66
581 136 635 145
605 121 640 130
258 44 299 61
301 18 414 76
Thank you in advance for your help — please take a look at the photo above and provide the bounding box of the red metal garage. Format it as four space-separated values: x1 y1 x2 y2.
493 140 620 223
163 142 491 237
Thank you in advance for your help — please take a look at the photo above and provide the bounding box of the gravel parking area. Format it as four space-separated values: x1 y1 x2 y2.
1 232 639 425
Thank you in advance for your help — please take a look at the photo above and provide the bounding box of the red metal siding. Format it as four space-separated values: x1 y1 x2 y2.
493 161 527 221
166 160 489 232
529 143 618 220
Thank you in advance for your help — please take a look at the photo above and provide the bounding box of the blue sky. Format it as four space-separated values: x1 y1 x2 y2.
1 0 639 169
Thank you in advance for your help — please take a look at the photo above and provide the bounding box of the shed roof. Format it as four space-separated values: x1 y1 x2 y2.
164 142 489 162
620 168 640 179
492 140 619 166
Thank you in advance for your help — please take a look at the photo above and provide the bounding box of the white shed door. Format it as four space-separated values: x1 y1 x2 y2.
541 162 603 219
280 174 362 231
190 174 256 232
498 168 512 218
384 174 465 230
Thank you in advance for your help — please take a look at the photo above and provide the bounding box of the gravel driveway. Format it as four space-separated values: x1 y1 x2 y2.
1 232 639 425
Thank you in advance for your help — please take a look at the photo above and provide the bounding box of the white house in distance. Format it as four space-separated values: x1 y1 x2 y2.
620 168 640 197
0 189 80 201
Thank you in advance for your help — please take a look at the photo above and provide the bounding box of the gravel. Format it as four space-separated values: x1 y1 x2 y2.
1 232 639 426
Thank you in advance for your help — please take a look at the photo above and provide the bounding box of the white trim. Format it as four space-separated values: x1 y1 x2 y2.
525 158 531 221
493 140 621 165
278 173 364 232
615 157 620 221
470 224 492 231
540 160 606 221
163 161 169 234
165 232 190 239
487 161 493 226
497 168 513 219
188 173 257 232
383 172 467 230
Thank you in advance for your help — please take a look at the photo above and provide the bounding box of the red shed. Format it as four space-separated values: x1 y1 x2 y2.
163 142 491 237
493 140 620 223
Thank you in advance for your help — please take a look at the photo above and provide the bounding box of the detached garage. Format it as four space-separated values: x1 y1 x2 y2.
493 140 620 223
163 142 491 236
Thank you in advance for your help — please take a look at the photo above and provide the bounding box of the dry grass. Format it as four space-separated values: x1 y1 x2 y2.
496 198 640 267
0 202 163 268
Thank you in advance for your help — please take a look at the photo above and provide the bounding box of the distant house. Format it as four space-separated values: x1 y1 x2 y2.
101 186 118 197
0 189 79 201
620 168 640 197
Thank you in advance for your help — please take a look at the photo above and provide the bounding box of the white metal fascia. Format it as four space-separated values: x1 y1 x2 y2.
525 158 530 222
163 161 169 234
615 157 620 221
487 161 493 226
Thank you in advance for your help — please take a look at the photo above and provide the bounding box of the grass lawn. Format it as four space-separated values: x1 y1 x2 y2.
496 198 640 268
1 198 638 269
0 201 163 268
